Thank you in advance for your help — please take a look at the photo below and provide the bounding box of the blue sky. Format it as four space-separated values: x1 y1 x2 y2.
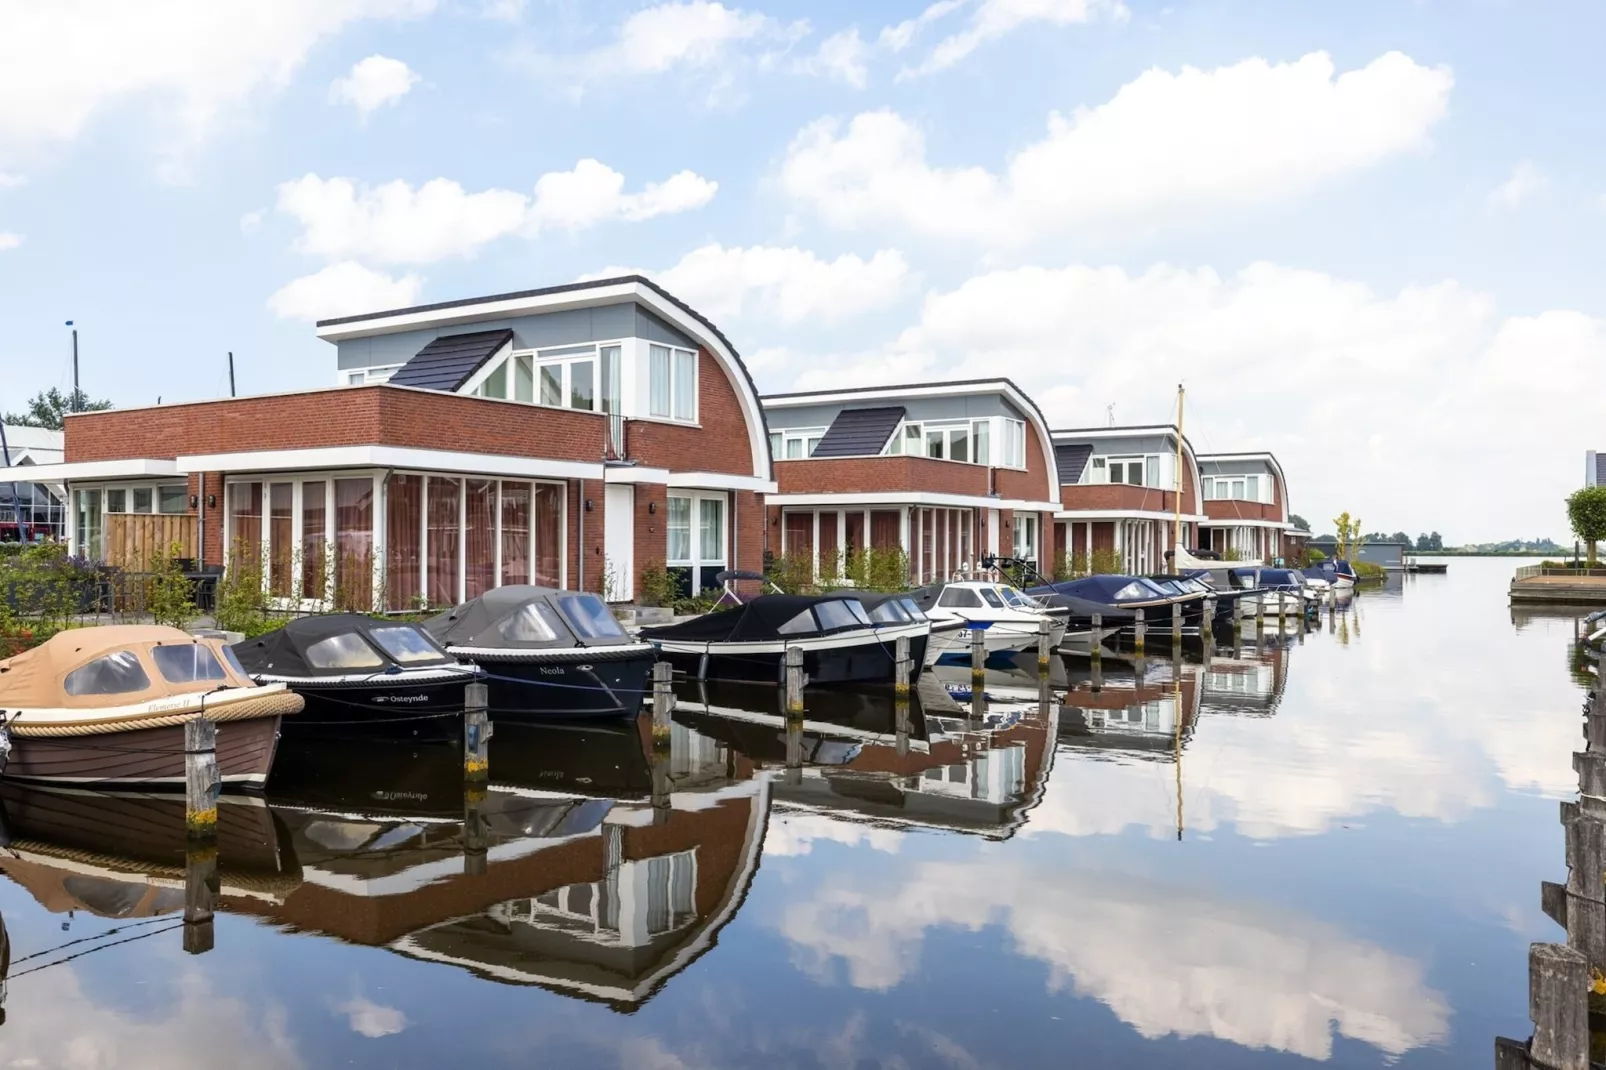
0 0 1599 540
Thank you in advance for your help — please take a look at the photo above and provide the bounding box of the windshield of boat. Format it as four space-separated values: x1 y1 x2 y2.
897 597 928 622
998 587 1026 607
1110 580 1156 601
64 650 152 696
305 633 385 671
867 599 913 624
499 602 563 643
219 644 250 678
152 643 229 684
816 599 873 630
937 587 985 609
369 626 449 664
556 594 628 639
978 588 1006 608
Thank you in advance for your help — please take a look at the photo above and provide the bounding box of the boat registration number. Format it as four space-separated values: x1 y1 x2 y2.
957 629 972 641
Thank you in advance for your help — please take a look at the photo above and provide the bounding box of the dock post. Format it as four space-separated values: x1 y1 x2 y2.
1530 943 1590 1070
1133 608 1146 656
182 843 217 955
895 636 912 698
184 716 218 844
1277 593 1287 631
895 693 910 757
785 645 805 718
1036 617 1051 674
1203 597 1216 642
1255 596 1265 634
1233 616 1244 658
970 628 986 689
1171 601 1182 645
464 682 491 784
651 749 673 825
651 660 674 751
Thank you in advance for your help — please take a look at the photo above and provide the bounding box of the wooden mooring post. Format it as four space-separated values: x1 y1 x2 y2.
651 660 674 751
464 682 491 784
1277 593 1288 631
1089 613 1103 692
1202 597 1216 643
1133 608 1146 656
1255 596 1266 634
184 717 218 843
183 844 217 955
895 636 912 698
785 645 805 718
1171 601 1182 645
970 628 987 689
1037 618 1052 673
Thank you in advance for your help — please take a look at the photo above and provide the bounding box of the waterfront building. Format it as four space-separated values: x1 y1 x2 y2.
1051 424 1205 574
0 424 67 541
1196 452 1294 562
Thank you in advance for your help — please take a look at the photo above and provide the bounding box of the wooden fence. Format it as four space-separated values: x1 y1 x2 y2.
105 514 198 570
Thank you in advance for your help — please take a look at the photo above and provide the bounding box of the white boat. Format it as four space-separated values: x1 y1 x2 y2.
908 581 1067 663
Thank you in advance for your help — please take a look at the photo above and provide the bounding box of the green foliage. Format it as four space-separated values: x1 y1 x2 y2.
636 561 678 608
1306 548 1326 563
1333 512 1362 560
1055 552 1087 581
1089 549 1124 575
4 387 113 430
1223 547 1246 562
1353 561 1387 581
214 541 272 636
142 541 195 630
844 547 910 592
1288 513 1310 532
766 551 817 593
0 542 97 635
1414 532 1444 551
1567 487 1606 566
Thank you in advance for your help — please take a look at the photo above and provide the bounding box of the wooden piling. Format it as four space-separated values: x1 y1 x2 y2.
1090 612 1103 692
651 660 674 751
184 717 218 843
1202 597 1216 642
894 696 910 757
895 635 912 698
1037 617 1052 673
785 645 805 718
784 715 803 786
1133 608 1146 656
1529 943 1589 1070
1255 596 1266 633
1573 751 1606 801
464 681 490 784
1277 593 1287 630
1171 601 1182 644
182 843 217 955
651 752 672 825
463 784 488 876
970 627 987 688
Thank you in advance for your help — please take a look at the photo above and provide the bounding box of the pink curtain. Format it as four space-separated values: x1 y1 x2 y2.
427 477 460 606
870 510 900 550
533 482 562 588
501 482 531 586
268 483 293 597
465 479 496 599
386 475 421 610
334 478 373 610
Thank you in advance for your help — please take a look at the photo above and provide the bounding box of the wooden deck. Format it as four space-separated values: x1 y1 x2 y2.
1510 566 1606 604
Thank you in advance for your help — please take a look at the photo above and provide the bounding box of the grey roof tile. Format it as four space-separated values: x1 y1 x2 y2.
1055 442 1093 483
811 406 906 458
388 329 514 392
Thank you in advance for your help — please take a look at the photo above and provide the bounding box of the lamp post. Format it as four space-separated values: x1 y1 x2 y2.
66 320 78 412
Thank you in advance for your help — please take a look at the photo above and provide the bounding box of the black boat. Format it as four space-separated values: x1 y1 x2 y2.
640 594 927 685
829 589 956 670
1026 574 1207 642
423 586 655 722
232 614 481 742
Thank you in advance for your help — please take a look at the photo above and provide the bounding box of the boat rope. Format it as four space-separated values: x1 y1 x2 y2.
9 923 186 981
6 692 302 738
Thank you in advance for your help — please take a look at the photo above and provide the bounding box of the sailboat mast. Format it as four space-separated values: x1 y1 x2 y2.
1173 383 1185 563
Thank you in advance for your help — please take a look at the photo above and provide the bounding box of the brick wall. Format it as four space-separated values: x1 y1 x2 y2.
623 347 760 478
1203 500 1281 522
776 456 991 496
65 385 607 464
1060 483 1187 512
630 482 668 597
993 423 1054 504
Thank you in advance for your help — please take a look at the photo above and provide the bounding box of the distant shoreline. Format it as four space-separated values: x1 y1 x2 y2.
1405 551 1565 558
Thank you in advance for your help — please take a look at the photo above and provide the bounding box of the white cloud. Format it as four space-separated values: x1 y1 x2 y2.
795 29 869 88
764 257 1605 540
0 171 24 188
782 51 1452 245
778 857 1449 1060
888 0 1129 77
336 997 408 1038
591 243 911 324
276 162 715 264
268 261 422 321
480 0 524 19
239 209 264 234
329 55 419 116
0 232 21 250
1487 160 1547 209
0 0 434 165
764 810 905 856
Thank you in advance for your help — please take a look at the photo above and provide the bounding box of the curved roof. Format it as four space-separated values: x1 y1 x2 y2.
315 275 772 483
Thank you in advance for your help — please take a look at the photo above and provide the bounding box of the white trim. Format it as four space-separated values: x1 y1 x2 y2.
604 465 673 485
651 621 927 657
446 642 655 659
767 491 1056 512
669 472 776 493
181 446 603 481
1199 518 1292 530
18 458 181 481
314 280 772 482
1056 509 1210 522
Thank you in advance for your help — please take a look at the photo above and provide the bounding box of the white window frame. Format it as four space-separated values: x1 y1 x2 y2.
342 364 403 387
648 344 699 424
667 490 727 593
774 427 827 460
1002 419 1027 469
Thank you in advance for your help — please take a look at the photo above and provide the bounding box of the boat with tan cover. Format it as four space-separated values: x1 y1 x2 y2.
0 626 301 788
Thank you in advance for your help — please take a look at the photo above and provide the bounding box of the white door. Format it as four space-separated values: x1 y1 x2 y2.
986 509 1000 557
604 484 634 602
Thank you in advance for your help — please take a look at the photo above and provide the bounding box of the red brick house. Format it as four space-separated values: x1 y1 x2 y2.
760 380 1061 585
33 277 775 608
1053 424 1206 574
1197 452 1293 562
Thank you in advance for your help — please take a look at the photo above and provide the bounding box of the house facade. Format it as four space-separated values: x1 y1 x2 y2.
30 277 774 607
1052 425 1205 575
0 424 68 541
1588 450 1606 488
759 380 1060 585
1197 452 1292 562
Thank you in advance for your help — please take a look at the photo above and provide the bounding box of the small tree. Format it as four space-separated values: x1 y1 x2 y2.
144 542 196 630
1567 487 1606 566
1307 547 1326 563
1333 512 1363 561
4 387 114 430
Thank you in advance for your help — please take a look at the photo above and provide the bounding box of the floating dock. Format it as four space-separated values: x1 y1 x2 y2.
1509 564 1606 604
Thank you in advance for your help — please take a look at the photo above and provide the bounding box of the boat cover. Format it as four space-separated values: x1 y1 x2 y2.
1033 575 1177 603
233 614 453 678
828 589 932 623
640 594 872 643
423 586 635 650
0 625 256 710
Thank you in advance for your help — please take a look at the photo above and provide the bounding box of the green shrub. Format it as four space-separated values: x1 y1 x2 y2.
214 541 272 635
1354 561 1387 581
1306 548 1326 564
1089 549 1124 575
144 542 196 630
637 561 678 608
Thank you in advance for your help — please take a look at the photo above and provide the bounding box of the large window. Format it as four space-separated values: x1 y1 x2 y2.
771 427 825 460
884 419 1003 467
668 491 725 596
649 345 698 421
475 343 605 415
1203 475 1264 502
1013 514 1038 564
1002 419 1026 469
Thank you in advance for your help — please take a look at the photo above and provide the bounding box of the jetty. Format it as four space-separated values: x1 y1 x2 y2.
1509 564 1606 605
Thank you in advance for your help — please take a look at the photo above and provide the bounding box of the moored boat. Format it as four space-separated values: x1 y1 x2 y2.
424 587 654 722
640 594 926 685
908 581 1067 660
232 615 480 742
0 626 299 789
1026 575 1205 644
831 589 960 669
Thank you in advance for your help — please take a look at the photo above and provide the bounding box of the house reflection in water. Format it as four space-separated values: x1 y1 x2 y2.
673 678 1057 840
1057 654 1203 759
1198 637 1291 718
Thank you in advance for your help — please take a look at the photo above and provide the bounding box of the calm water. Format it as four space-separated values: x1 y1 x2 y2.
0 557 1586 1068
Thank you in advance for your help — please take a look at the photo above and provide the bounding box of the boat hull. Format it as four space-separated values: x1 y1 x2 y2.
654 633 908 685
4 715 283 789
275 673 476 742
470 648 655 722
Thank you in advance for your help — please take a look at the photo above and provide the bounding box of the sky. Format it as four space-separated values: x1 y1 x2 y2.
0 0 1599 543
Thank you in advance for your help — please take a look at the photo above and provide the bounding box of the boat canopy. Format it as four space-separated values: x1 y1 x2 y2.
423 586 633 651
1047 575 1179 604
233 614 454 678
0 625 255 710
1255 569 1305 587
641 594 874 643
829 589 930 624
